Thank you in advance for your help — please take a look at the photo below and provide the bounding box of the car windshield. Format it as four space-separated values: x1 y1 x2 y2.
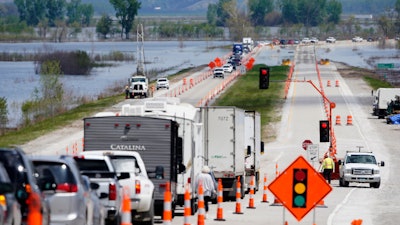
131 77 146 82
109 156 140 173
33 162 76 185
346 155 377 164
158 78 167 82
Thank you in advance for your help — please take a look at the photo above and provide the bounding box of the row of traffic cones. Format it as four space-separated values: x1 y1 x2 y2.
335 115 353 125
327 80 340 87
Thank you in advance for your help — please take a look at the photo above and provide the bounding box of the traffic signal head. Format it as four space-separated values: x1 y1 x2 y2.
259 67 270 89
292 168 307 208
319 120 330 142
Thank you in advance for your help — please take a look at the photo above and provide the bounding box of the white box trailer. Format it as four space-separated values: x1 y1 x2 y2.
244 110 263 193
373 88 400 118
200 106 247 199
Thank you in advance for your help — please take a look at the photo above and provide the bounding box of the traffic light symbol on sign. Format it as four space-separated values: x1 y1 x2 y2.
319 120 330 142
292 168 308 208
259 67 270 89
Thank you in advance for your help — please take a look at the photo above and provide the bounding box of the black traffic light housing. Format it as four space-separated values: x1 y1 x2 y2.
259 67 270 89
292 168 308 208
319 120 330 142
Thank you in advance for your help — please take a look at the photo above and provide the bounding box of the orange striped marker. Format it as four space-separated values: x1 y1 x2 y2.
163 182 172 225
261 174 268 203
197 184 205 225
27 190 43 225
247 175 256 209
233 177 243 214
183 187 191 225
214 179 225 221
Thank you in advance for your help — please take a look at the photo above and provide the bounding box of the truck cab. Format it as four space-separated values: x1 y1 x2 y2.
128 75 149 98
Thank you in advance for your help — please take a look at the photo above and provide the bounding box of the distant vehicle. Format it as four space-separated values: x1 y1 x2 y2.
30 155 93 225
271 38 280 45
0 162 21 225
326 37 336 43
352 36 363 42
338 151 384 188
213 67 225 78
128 75 149 98
372 88 400 119
0 147 51 225
302 37 311 44
310 37 319 43
279 39 286 45
156 77 169 90
222 64 233 73
294 39 300 44
287 39 295 45
367 37 375 42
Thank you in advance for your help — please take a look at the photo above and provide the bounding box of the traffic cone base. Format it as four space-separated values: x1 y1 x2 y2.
316 199 327 208
270 197 283 206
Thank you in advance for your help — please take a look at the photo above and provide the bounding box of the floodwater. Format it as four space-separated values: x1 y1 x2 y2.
0 40 398 127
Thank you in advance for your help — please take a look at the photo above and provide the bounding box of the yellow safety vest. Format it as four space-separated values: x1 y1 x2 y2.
323 157 334 169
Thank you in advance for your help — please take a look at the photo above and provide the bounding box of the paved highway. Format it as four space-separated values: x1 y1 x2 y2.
21 42 400 225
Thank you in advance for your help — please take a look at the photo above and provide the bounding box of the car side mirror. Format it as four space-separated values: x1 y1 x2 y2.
338 160 342 165
380 161 385 167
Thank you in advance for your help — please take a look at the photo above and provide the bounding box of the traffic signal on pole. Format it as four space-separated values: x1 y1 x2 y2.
259 67 270 89
292 168 308 208
319 120 330 142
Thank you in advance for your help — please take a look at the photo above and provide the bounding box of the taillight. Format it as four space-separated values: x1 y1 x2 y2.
56 183 78 192
135 180 140 194
187 177 191 184
109 183 117 200
0 194 6 209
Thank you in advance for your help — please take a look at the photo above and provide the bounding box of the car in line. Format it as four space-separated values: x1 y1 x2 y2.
301 37 311 44
310 37 319 43
326 37 336 43
213 67 224 78
0 147 51 225
30 155 94 225
82 176 106 225
222 64 233 73
352 36 363 42
0 162 21 225
156 77 169 90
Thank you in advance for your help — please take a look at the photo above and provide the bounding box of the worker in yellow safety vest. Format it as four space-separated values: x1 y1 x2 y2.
322 155 335 184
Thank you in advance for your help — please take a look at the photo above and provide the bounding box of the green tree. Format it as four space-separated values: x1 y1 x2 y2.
13 0 46 26
109 0 141 39
248 0 273 26
67 0 93 26
0 97 8 135
281 0 327 27
326 0 342 24
96 14 113 38
207 4 218 26
46 0 66 27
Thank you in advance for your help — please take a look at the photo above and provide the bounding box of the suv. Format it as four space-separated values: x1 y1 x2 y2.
156 77 169 90
326 37 336 43
29 155 93 225
213 67 224 78
338 151 384 188
0 147 50 225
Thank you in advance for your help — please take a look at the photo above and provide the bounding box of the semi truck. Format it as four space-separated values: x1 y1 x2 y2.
199 106 263 199
372 88 400 118
119 97 204 215
82 113 184 219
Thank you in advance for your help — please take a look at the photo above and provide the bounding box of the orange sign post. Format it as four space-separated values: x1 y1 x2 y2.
268 155 332 221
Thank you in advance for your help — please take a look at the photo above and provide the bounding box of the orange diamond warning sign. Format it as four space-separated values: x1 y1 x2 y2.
268 155 332 221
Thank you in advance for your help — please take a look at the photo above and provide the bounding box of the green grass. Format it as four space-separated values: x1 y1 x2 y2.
213 64 289 138
363 76 393 90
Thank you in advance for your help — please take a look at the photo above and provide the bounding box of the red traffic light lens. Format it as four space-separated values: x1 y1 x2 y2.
321 122 327 129
261 69 267 75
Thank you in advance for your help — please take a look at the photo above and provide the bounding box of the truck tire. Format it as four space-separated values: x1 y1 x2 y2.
370 182 380 188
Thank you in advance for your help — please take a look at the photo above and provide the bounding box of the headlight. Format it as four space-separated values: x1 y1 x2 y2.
373 170 380 174
344 169 352 174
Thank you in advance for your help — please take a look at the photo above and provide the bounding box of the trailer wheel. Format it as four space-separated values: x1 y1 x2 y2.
240 176 245 199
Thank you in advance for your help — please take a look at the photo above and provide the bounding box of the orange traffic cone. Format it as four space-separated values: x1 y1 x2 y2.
261 174 269 203
197 184 205 225
316 199 327 208
121 187 132 225
233 177 243 214
335 80 340 87
214 179 225 221
247 175 256 209
27 191 43 225
163 182 172 225
327 80 331 87
183 187 191 225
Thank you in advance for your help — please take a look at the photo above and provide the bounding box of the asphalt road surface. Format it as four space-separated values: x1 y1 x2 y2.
21 42 400 225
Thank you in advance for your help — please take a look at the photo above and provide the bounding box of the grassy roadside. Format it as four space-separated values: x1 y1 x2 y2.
0 63 391 147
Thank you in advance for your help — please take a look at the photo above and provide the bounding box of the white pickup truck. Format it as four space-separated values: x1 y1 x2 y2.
74 155 129 225
79 151 157 225
338 151 385 188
